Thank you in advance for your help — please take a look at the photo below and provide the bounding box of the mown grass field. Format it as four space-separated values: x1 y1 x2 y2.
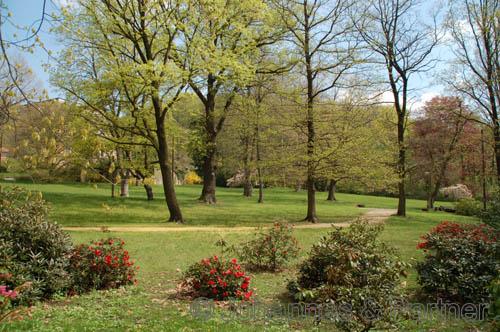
0 182 464 227
0 182 487 331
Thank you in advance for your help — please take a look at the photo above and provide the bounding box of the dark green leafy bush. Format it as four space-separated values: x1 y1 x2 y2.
489 278 500 324
481 191 500 229
287 220 408 332
455 198 482 216
225 222 299 272
0 187 73 304
68 238 138 294
416 221 499 304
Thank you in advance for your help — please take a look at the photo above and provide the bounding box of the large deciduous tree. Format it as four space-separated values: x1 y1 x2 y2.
446 0 500 185
273 0 358 222
355 0 439 216
173 0 279 204
409 96 469 209
53 0 187 222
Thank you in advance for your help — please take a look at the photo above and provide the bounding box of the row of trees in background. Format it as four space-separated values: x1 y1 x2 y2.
0 0 498 223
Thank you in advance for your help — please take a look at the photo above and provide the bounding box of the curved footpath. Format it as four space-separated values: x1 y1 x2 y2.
62 208 396 233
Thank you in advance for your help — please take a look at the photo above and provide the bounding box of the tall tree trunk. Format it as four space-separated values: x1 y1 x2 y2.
199 147 217 204
395 103 407 216
306 180 317 222
135 170 154 201
255 134 264 203
495 125 500 185
326 179 337 201
0 132 3 169
304 13 318 223
199 91 218 204
152 92 183 222
242 137 252 197
80 169 87 183
396 152 406 215
120 170 130 197
258 180 264 203
428 179 441 210
144 184 154 200
304 91 317 221
243 172 252 197
111 167 120 198
481 129 487 210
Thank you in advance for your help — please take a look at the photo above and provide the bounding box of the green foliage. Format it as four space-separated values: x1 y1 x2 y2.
489 277 500 324
455 198 482 216
416 222 499 304
181 256 252 301
288 220 408 332
68 238 137 294
0 187 73 305
225 222 299 272
7 101 100 182
481 190 500 229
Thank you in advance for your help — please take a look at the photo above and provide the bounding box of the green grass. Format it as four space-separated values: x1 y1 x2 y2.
0 181 456 227
0 182 489 331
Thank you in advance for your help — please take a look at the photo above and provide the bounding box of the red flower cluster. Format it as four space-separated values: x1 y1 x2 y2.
69 237 138 294
0 285 17 300
417 221 498 250
185 256 253 301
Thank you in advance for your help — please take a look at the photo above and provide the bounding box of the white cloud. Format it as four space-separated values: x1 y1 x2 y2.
410 91 439 112
380 91 395 104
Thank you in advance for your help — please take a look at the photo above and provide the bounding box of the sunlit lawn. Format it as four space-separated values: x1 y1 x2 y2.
0 181 458 227
0 182 486 331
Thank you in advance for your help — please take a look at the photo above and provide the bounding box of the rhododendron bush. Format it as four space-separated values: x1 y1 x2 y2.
416 222 499 304
287 221 408 332
0 187 73 305
220 222 299 272
68 238 138 294
181 256 253 301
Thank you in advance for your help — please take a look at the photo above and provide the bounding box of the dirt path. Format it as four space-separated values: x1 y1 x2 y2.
62 208 395 233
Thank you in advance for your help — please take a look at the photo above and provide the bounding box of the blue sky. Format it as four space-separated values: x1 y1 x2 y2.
3 0 65 95
3 0 451 108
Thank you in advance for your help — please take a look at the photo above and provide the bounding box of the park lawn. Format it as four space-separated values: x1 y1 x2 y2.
1 198 486 331
0 182 457 227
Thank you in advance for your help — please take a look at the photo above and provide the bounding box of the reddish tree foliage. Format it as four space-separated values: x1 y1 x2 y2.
409 96 475 208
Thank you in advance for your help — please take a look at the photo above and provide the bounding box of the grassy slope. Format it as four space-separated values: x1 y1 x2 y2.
0 182 485 331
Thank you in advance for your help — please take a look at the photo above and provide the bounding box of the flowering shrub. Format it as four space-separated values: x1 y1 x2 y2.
68 238 138 294
182 256 253 301
184 171 202 185
416 221 499 303
0 271 30 322
0 284 18 322
287 220 408 332
440 184 473 200
228 222 299 272
0 187 73 305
